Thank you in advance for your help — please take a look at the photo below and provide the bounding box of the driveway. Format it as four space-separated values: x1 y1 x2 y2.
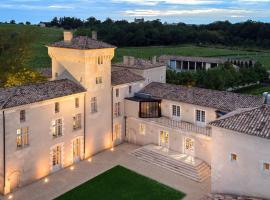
1 143 210 200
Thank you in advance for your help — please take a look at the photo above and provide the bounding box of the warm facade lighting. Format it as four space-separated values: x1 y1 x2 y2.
8 194 13 199
110 147 114 152
70 166 75 170
88 158 92 162
44 178 49 183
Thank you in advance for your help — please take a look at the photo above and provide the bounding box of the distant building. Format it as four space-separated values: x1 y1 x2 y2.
38 22 46 27
134 18 144 23
159 55 256 72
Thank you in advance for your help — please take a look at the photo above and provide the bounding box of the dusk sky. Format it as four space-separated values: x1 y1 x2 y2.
0 0 270 24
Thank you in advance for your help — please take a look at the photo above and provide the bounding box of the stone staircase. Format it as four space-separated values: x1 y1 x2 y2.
130 145 211 182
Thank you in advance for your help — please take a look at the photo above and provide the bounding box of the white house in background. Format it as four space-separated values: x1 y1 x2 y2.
159 55 255 72
0 31 269 200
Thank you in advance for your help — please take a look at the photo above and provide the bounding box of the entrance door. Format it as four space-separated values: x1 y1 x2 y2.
73 138 81 163
52 145 62 172
184 137 195 156
159 131 169 148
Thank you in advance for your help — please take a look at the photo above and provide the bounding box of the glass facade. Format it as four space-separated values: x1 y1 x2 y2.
139 101 161 118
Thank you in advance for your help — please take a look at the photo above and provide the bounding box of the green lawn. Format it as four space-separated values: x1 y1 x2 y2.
1 24 270 70
55 165 185 200
234 84 270 96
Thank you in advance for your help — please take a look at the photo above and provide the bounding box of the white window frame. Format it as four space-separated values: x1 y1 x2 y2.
73 114 82 131
16 127 29 149
114 123 121 141
172 104 181 119
114 102 121 118
91 97 98 113
51 143 63 172
195 109 206 125
52 118 63 138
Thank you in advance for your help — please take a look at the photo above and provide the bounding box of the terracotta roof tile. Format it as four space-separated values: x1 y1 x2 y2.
210 105 270 139
139 82 264 112
0 79 86 109
113 58 164 70
48 36 116 50
111 69 144 86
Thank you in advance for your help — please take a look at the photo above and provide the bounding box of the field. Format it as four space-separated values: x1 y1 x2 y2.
55 165 185 200
1 24 270 70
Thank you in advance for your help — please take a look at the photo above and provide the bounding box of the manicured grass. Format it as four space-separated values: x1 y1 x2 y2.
1 24 270 69
114 45 270 69
55 165 185 200
234 84 270 96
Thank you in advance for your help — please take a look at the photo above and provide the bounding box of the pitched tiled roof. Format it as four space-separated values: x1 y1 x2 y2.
139 82 264 112
48 36 116 50
113 58 164 70
111 68 145 86
0 79 86 109
210 105 270 139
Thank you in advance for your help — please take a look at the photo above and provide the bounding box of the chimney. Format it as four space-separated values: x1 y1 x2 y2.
64 31 73 42
129 56 135 65
123 56 129 65
152 56 157 64
92 31 97 40
263 92 270 105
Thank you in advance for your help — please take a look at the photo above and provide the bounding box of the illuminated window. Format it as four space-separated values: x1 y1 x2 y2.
73 114 82 131
52 119 62 138
55 102 60 113
20 110 26 122
196 110 205 123
75 98 79 108
114 124 121 140
16 127 29 148
52 145 62 167
116 88 119 97
91 97 98 113
139 124 146 135
172 105 180 118
231 153 237 161
96 76 102 84
114 102 121 117
263 163 270 171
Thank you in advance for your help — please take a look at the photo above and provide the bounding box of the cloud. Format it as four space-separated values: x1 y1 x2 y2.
122 8 251 17
112 0 222 6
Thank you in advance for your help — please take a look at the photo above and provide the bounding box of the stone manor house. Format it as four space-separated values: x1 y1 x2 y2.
0 31 270 199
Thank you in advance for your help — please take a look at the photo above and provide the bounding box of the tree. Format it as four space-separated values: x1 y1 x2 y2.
26 21 31 25
10 20 16 24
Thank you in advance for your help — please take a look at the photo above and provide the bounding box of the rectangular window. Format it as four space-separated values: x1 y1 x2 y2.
196 110 206 123
139 101 161 118
55 102 60 113
75 98 79 108
114 124 121 140
20 110 26 122
172 105 180 117
96 76 102 84
263 163 270 171
129 86 132 94
114 102 121 117
73 114 82 131
52 119 63 138
91 97 98 113
116 88 119 97
231 153 237 161
16 127 29 148
52 145 62 167
139 124 146 135
98 56 103 65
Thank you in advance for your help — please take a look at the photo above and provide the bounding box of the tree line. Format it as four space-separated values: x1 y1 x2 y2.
44 17 270 48
166 62 268 91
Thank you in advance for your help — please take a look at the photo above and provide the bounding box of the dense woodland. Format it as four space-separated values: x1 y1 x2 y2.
44 17 270 48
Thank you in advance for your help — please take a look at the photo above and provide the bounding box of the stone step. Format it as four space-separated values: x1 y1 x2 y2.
131 147 211 182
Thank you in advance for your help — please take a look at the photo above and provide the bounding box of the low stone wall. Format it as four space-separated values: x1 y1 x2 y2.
202 193 265 200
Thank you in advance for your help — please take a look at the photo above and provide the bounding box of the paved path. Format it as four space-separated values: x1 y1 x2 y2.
1 143 210 200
